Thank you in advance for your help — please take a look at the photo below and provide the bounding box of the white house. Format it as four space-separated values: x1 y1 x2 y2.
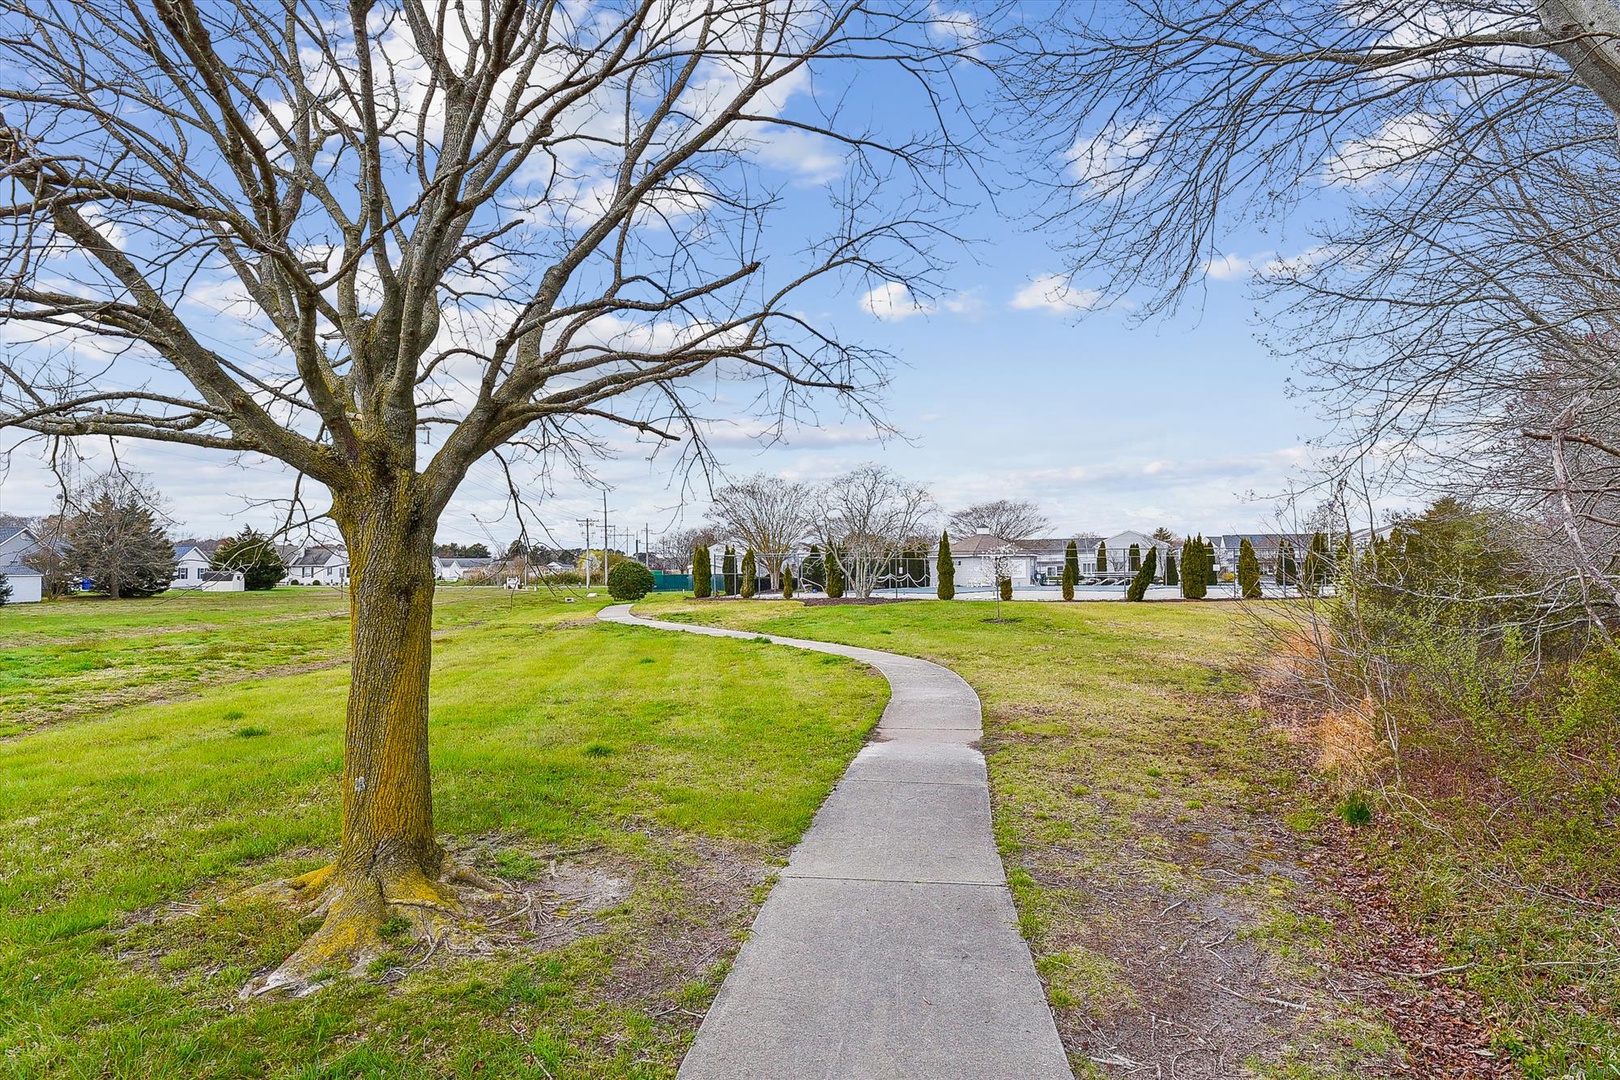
285 546 350 585
435 556 492 582
171 542 244 592
943 530 1037 588
0 526 44 604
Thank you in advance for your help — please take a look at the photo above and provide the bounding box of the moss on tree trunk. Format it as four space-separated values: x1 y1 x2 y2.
244 484 463 996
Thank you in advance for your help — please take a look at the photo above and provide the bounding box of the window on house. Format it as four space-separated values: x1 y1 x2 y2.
176 567 188 579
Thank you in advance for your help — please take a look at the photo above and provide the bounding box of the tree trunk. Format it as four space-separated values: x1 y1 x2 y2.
336 489 441 893
245 480 450 995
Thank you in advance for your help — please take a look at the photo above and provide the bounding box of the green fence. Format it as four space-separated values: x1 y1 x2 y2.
651 572 693 592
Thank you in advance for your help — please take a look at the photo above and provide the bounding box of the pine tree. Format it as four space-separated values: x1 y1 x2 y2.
0 572 10 606
1096 541 1107 574
1127 546 1158 601
1181 534 1208 599
692 545 711 598
1061 539 1077 601
825 547 845 598
936 530 955 601
740 549 757 598
781 563 796 600
1238 538 1261 599
65 492 176 598
1128 542 1141 572
722 546 737 595
212 527 287 590
1165 552 1179 586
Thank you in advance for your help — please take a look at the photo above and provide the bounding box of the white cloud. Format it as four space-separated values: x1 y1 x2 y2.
1323 112 1448 188
1009 275 1101 315
857 283 978 321
1204 252 1269 281
1065 118 1162 198
753 127 846 184
859 281 928 320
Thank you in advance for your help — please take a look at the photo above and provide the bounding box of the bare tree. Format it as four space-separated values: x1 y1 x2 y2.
0 0 987 993
1005 0 1620 629
812 462 934 598
709 472 811 588
946 498 1049 540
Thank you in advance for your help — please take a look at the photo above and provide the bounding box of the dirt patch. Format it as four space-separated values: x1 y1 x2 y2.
1029 818 1385 1078
111 828 771 1014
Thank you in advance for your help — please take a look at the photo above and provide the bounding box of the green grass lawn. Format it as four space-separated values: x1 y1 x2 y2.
1 589 886 1079
641 597 1403 1078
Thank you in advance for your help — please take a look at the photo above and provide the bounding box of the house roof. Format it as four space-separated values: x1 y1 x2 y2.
174 544 212 561
0 563 41 576
0 525 31 546
292 546 345 567
950 533 1035 556
438 556 492 567
1025 535 1105 555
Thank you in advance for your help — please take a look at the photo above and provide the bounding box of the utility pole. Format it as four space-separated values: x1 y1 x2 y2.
577 518 593 587
602 489 609 582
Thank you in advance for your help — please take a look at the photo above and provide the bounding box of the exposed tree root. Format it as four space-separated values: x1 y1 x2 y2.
237 857 506 999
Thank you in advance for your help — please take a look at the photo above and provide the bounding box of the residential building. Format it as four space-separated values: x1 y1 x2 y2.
285 545 350 585
942 530 1037 587
172 541 244 592
435 556 493 582
0 526 44 604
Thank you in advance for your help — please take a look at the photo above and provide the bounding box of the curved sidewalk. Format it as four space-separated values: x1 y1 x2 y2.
598 604 1071 1080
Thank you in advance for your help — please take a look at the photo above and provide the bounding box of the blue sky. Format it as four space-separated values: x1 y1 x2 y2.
0 5 1347 549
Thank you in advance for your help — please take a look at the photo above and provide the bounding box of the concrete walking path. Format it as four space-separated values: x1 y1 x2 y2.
598 604 1072 1080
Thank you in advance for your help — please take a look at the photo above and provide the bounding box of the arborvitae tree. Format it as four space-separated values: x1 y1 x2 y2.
692 545 711 598
1279 540 1298 591
722 546 737 596
1096 541 1107 573
1126 546 1158 601
1181 534 1208 599
998 574 1013 601
66 492 176 598
1128 542 1141 572
1205 539 1219 587
1061 539 1077 601
825 547 846 598
0 572 10 606
1302 532 1330 594
212 527 287 590
936 530 955 600
1334 532 1353 581
740 549 757 598
1165 552 1179 586
1238 538 1262 599
781 563 796 600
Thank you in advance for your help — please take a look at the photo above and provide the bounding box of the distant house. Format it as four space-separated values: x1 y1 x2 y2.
285 546 349 585
1208 534 1310 575
171 541 244 592
941 530 1037 587
435 556 492 582
0 525 44 604
1026 535 1104 582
